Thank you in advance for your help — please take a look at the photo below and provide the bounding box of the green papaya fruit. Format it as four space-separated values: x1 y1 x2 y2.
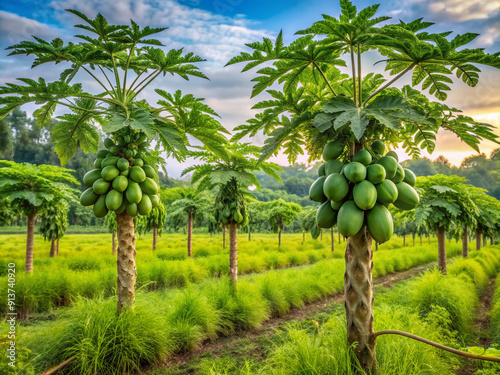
150 194 160 208
371 140 385 155
323 140 344 161
101 166 120 182
93 178 111 195
353 150 372 166
112 175 129 192
94 158 104 169
126 181 142 204
140 178 158 195
93 195 108 218
403 168 416 186
325 159 343 175
142 165 156 179
116 201 127 214
117 158 130 171
323 173 349 202
106 189 123 211
337 200 364 237
390 164 405 184
309 176 327 203
367 204 393 243
83 169 103 187
376 156 398 179
133 158 144 167
126 202 138 217
104 138 114 149
343 162 366 183
137 134 147 143
353 180 377 210
376 180 398 206
138 194 152 215
129 166 146 183
101 156 119 167
80 188 99 206
96 149 109 159
386 150 399 161
393 182 419 211
120 169 129 177
109 146 120 155
366 164 386 184
316 200 338 228
124 135 131 143
125 150 135 159
318 163 326 177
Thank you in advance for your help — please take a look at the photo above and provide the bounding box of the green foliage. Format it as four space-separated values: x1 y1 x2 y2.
0 161 79 216
104 211 117 233
136 203 167 235
39 199 70 241
265 199 302 232
227 0 499 163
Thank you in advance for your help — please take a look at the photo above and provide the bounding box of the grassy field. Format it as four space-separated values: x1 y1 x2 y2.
0 231 480 374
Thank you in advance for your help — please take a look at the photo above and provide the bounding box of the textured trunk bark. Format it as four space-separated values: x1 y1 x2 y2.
25 214 35 273
279 227 282 246
331 227 334 252
56 238 59 255
222 225 226 249
116 212 137 314
345 227 376 372
112 231 117 255
462 225 468 258
437 226 447 274
187 212 193 257
49 239 56 258
476 230 482 251
375 242 379 251
153 227 158 250
229 223 238 284
491 236 495 246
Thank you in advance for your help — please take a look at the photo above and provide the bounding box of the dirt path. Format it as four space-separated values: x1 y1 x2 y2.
457 277 496 375
150 263 433 373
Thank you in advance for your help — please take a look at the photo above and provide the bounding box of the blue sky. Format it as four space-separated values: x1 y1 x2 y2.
0 0 499 177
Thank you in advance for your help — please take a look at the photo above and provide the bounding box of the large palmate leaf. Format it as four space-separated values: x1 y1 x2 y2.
315 95 429 139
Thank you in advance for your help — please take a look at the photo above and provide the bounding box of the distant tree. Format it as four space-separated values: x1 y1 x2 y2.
245 200 267 241
39 199 70 257
136 203 167 250
0 161 79 271
298 208 319 243
183 142 281 283
105 212 118 254
469 186 500 250
0 118 14 160
415 175 478 271
265 199 302 246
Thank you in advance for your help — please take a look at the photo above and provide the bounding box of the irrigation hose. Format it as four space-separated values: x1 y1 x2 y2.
41 356 76 375
374 330 500 363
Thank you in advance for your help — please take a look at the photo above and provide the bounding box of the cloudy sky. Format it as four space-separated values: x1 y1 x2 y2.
0 0 499 177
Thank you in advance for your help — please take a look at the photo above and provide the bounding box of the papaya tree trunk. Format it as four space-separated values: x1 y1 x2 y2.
338 232 341 244
302 231 305 244
483 235 487 247
331 227 334 252
491 236 495 245
437 226 447 274
320 230 323 241
223 225 226 249
278 227 282 246
476 230 482 251
412 234 415 246
116 211 137 314
153 227 158 250
229 223 238 285
420 235 422 246
25 213 35 273
112 231 117 255
462 225 468 258
248 226 251 242
428 233 430 244
345 227 376 372
187 212 193 257
56 238 59 255
375 241 379 251
403 235 406 246
49 239 56 258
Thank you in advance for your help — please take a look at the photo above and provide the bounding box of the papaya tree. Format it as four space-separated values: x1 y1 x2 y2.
227 0 499 369
244 200 266 241
135 203 167 250
39 199 71 257
104 211 118 254
469 186 500 250
0 161 79 271
168 187 210 257
182 142 281 284
0 11 226 313
265 200 302 246
415 175 478 270
298 208 319 244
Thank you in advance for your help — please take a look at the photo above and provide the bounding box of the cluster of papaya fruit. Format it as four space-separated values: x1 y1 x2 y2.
214 181 246 225
79 129 160 218
309 140 419 243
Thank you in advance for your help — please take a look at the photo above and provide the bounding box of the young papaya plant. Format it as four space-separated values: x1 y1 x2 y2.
0 10 227 313
182 142 281 284
227 0 499 369
0 161 79 272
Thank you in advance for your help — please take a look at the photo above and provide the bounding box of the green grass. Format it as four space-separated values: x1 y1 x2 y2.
2 238 479 373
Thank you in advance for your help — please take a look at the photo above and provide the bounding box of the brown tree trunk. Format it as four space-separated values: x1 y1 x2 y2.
229 223 238 284
345 227 376 372
112 231 117 255
338 232 341 244
49 239 56 257
403 235 406 246
462 225 468 258
483 235 487 247
116 211 137 314
491 236 495 245
56 238 59 255
437 226 447 274
412 234 415 246
420 235 422 246
476 230 482 251
375 242 379 251
153 227 158 250
187 212 193 257
222 225 226 249
279 227 282 246
25 213 35 272
331 227 334 252
248 226 251 242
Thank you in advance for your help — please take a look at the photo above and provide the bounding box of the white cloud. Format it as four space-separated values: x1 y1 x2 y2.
0 11 63 47
48 0 271 65
409 0 499 22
